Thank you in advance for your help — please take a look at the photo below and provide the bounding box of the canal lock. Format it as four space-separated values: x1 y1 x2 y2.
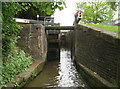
24 32 89 88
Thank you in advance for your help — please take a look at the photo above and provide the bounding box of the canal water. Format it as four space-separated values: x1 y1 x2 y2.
25 47 88 88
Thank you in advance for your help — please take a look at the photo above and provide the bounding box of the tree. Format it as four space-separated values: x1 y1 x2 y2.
107 1 118 11
15 2 66 20
76 0 116 24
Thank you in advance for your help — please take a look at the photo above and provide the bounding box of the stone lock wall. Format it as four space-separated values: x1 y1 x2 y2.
17 24 47 60
74 24 120 86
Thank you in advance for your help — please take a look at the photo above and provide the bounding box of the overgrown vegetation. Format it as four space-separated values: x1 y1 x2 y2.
2 49 33 85
87 24 118 33
2 2 22 57
1 2 33 86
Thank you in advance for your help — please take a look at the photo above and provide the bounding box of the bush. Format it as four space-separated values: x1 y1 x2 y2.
2 49 33 84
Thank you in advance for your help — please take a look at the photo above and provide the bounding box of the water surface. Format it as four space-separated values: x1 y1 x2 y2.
25 48 88 88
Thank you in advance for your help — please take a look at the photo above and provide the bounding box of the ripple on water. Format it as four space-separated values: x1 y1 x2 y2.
56 48 86 87
25 48 88 88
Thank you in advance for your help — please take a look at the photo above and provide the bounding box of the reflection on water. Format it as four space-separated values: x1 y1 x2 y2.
57 48 85 87
25 47 88 88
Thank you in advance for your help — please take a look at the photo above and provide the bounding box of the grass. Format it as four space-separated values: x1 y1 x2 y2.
87 24 119 33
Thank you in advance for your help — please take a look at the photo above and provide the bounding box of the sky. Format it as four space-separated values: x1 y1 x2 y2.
53 0 80 26
53 0 118 26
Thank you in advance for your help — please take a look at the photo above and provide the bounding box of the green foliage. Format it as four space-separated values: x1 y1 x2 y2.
76 0 116 24
107 1 118 11
2 2 33 86
2 2 23 56
15 1 66 20
2 49 33 84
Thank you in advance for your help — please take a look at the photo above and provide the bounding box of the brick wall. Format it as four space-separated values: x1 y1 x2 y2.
74 24 120 85
17 24 47 60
